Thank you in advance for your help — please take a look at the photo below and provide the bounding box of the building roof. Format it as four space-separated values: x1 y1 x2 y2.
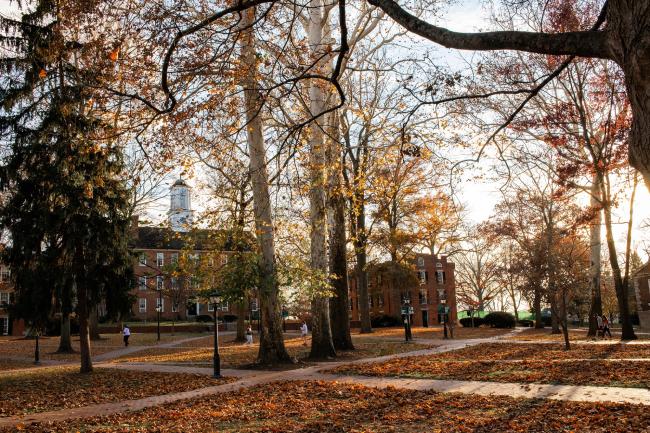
172 178 190 188
131 226 254 252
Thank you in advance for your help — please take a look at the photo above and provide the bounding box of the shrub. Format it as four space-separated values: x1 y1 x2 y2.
195 314 213 323
222 314 238 323
483 312 515 328
371 314 402 328
459 317 484 328
517 319 534 327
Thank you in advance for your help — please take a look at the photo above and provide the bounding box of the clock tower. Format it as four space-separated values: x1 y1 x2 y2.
168 178 194 232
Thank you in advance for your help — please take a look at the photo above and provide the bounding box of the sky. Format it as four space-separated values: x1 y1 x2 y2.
1 0 649 260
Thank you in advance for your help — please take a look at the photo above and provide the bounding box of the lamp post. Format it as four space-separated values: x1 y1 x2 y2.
209 292 222 378
441 299 448 339
34 328 40 365
402 299 412 342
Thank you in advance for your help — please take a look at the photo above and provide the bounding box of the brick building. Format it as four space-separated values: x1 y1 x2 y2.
633 261 650 330
349 253 456 327
130 178 241 322
1 264 13 335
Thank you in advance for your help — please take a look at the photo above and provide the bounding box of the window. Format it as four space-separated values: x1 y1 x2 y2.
436 262 443 269
419 289 428 305
0 292 10 306
0 317 8 335
369 296 374 308
436 270 445 284
208 302 214 312
208 256 215 267
138 253 146 266
171 253 179 265
190 253 200 265
172 302 179 313
156 298 164 312
157 253 164 267
349 299 353 311
250 299 258 311
138 276 147 291
171 278 179 290
139 298 147 312
400 293 410 304
1 266 10 282
417 256 424 267
418 270 428 284
220 302 229 312
156 276 164 291
221 255 228 265
377 295 384 307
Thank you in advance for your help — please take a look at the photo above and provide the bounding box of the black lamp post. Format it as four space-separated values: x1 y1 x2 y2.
209 291 222 378
34 328 40 365
403 299 412 342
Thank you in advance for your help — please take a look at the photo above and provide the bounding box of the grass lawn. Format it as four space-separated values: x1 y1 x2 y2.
114 334 435 369
0 365 234 417
329 342 650 388
353 326 512 340
0 333 207 362
5 380 649 432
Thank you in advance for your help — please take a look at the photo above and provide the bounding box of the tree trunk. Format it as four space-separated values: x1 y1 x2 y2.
236 300 246 342
307 0 336 359
561 288 570 350
587 178 602 337
240 8 291 364
550 295 561 334
354 196 372 333
534 286 543 328
77 283 93 373
89 305 101 341
56 313 74 353
327 114 354 351
607 0 650 191
601 180 637 340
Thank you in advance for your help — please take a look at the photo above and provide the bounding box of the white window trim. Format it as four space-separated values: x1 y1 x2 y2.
0 317 8 335
139 298 147 312
171 302 179 313
171 253 179 264
0 292 10 305
156 253 164 267
138 253 147 266
417 257 424 267
139 276 147 291
156 298 164 312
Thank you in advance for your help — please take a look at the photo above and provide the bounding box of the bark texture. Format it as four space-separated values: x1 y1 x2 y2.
587 179 602 337
240 8 291 364
56 314 74 353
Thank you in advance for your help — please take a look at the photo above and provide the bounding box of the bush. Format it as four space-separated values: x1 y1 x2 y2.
483 312 515 328
222 314 238 323
459 317 484 328
195 314 213 323
517 319 534 327
371 314 402 328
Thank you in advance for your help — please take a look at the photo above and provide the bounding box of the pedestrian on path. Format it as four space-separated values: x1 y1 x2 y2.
245 326 253 345
595 314 603 339
602 315 612 338
300 321 309 346
123 325 131 347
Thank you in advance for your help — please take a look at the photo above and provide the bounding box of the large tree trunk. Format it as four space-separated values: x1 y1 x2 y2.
56 313 74 353
587 178 602 336
550 295 561 334
306 0 336 359
77 283 93 373
353 195 372 333
240 8 291 364
327 116 354 351
608 0 650 191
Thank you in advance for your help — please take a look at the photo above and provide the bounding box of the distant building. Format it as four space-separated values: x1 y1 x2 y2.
130 178 243 321
633 261 650 330
0 264 13 335
349 253 457 327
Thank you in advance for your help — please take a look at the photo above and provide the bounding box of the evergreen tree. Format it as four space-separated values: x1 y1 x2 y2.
0 1 133 373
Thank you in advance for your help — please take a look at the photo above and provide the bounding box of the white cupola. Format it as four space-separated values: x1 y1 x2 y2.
168 178 193 232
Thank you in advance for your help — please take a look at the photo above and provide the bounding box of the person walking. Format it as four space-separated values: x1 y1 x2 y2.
602 315 612 339
122 325 131 347
245 325 253 345
595 314 603 339
300 321 309 346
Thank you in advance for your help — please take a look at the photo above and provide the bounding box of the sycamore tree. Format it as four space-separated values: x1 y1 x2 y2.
0 1 133 373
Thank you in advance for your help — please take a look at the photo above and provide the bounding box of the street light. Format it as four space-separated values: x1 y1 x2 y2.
156 285 163 342
402 299 412 342
209 291 222 378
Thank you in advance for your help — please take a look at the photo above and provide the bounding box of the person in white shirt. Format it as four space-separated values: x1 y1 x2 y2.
123 325 131 347
300 321 309 346
245 326 253 345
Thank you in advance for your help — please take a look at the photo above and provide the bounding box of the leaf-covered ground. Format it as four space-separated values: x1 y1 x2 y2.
0 358 41 371
355 326 512 340
114 336 435 369
0 366 234 416
328 342 650 387
424 342 650 361
5 380 650 433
